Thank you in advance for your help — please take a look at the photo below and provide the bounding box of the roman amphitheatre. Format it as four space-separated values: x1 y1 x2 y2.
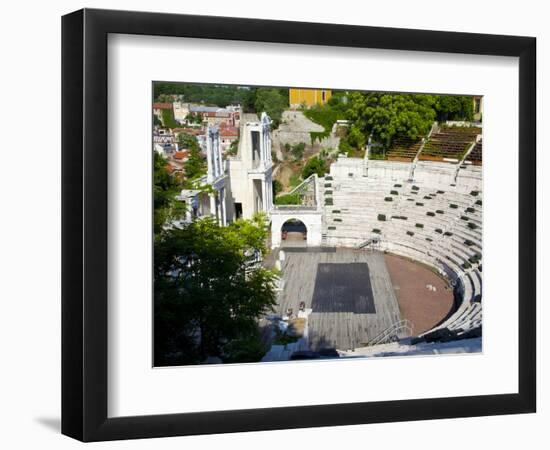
154 87 483 364
263 124 483 360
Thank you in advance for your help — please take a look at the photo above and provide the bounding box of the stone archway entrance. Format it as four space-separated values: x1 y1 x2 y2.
281 219 307 247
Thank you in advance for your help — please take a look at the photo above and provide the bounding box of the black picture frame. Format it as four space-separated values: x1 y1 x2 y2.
62 8 536 442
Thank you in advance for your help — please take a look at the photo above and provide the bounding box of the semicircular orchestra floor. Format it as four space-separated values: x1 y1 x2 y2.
384 253 455 335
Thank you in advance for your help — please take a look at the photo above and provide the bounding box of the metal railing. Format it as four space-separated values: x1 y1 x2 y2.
366 319 413 346
273 174 318 210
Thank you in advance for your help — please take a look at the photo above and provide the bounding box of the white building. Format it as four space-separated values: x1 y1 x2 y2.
176 125 227 226
173 101 190 124
226 113 274 220
206 125 228 225
176 112 323 248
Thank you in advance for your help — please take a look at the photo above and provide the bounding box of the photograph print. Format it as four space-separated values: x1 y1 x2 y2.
153 83 483 367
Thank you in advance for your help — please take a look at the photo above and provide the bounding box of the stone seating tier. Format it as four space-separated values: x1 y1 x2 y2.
321 162 482 337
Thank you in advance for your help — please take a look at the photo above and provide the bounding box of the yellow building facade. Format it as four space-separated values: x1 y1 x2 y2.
289 88 332 108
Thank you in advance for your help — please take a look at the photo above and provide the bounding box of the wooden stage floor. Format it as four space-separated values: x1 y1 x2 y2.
277 248 402 351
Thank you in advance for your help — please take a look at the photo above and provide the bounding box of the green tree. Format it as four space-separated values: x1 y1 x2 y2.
226 139 239 157
153 152 185 238
302 156 328 179
176 133 207 183
185 112 203 125
154 214 277 366
254 88 287 128
435 95 474 122
290 142 306 160
272 179 283 196
346 92 437 148
154 82 254 107
177 132 198 149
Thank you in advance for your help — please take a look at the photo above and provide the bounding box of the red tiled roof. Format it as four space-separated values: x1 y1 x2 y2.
204 111 230 117
173 151 189 160
172 127 204 136
220 127 239 137
153 102 172 110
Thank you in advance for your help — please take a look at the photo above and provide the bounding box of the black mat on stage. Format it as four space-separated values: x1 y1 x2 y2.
311 263 376 314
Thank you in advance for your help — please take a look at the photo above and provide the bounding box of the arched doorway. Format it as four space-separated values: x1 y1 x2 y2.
281 219 307 247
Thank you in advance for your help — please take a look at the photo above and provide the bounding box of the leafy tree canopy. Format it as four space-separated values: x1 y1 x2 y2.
154 214 277 366
153 83 288 119
302 156 328 179
154 83 253 108
153 152 185 238
289 142 306 160
346 93 437 148
272 179 283 196
435 95 474 122
226 139 239 157
254 88 288 128
176 133 206 184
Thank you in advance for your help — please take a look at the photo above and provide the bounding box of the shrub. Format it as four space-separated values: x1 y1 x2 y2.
449 203 459 209
436 210 444 214
427 211 435 217
435 228 443 234
468 222 478 230
302 155 328 179
415 223 424 228
406 231 414 236
274 193 301 205
290 142 306 160
384 197 393 202
462 261 472 269
272 179 283 196
390 190 399 195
